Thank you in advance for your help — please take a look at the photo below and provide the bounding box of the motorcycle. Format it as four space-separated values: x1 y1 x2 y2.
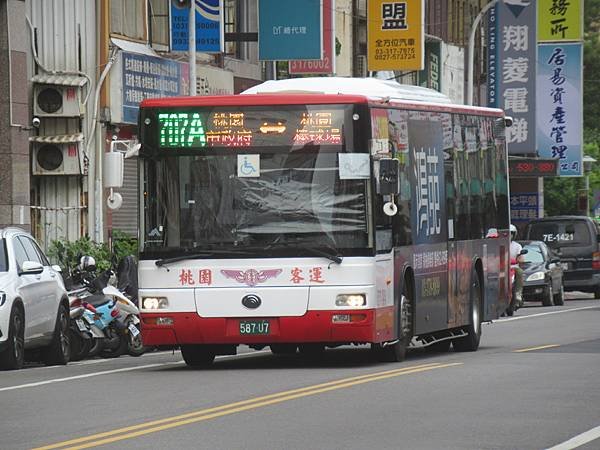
100 284 144 358
67 286 101 361
68 255 144 358
506 249 527 316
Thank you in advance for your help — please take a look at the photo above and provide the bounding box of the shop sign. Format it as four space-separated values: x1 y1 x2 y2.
119 51 189 124
367 0 424 71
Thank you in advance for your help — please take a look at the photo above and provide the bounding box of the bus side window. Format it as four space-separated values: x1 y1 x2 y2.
454 115 470 240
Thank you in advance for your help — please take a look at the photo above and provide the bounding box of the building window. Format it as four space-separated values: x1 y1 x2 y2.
149 0 170 50
111 0 146 41
224 0 242 59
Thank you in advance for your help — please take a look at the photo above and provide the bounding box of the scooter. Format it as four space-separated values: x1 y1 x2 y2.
100 284 144 357
68 287 101 361
506 249 527 316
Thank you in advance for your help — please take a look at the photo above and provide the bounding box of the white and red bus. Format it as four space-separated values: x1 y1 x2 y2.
137 77 511 367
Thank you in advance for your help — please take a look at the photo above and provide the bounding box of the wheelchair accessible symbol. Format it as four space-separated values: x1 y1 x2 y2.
238 154 260 177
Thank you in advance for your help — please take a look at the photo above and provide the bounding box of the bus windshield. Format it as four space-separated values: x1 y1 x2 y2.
140 104 371 258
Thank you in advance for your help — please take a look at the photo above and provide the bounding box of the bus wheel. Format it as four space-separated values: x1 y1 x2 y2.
375 289 412 362
181 345 215 368
453 269 482 352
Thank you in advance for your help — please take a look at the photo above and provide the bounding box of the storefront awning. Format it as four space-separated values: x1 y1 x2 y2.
111 37 158 57
29 133 84 144
31 74 87 87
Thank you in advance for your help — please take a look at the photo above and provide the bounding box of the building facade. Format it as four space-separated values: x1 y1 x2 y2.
0 0 488 249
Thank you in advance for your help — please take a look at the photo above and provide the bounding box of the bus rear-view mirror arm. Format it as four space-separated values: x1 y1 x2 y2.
375 158 400 216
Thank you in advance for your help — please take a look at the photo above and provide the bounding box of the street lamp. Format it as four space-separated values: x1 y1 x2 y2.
582 155 597 216
467 0 499 105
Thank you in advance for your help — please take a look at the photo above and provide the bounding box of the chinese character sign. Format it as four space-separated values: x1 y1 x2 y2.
258 0 322 60
121 52 189 124
537 43 583 176
289 0 335 74
171 0 223 53
538 0 582 41
510 192 539 222
367 0 424 71
489 1 536 155
408 120 446 244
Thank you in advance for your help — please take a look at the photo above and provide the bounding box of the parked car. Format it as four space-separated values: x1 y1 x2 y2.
523 216 600 299
0 227 70 369
517 240 564 306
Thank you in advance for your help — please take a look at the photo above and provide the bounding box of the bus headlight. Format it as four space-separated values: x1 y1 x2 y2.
142 296 169 310
335 293 366 307
526 272 545 282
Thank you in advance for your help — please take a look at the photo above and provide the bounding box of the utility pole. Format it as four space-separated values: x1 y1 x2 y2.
189 1 196 95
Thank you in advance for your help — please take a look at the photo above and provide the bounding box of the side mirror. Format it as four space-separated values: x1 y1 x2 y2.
52 264 62 273
375 158 400 195
20 261 44 275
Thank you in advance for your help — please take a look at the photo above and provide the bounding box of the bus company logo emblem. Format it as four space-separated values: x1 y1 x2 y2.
221 268 282 287
241 294 261 309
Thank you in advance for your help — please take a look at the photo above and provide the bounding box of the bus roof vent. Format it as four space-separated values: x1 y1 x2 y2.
241 77 453 104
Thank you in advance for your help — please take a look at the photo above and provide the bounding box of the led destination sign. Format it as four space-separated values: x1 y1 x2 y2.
508 158 559 177
157 108 344 149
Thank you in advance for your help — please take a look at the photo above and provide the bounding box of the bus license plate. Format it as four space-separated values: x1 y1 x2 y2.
239 320 270 335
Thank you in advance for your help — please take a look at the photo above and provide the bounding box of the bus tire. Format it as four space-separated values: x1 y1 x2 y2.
453 269 482 352
375 284 412 362
181 345 215 368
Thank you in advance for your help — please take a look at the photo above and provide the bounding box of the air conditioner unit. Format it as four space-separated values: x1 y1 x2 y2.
356 55 368 78
32 140 83 175
33 84 84 117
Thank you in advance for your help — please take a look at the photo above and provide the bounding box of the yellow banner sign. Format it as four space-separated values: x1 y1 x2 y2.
538 0 582 41
367 0 424 71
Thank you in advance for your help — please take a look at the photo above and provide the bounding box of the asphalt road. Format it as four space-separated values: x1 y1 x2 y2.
1 293 599 450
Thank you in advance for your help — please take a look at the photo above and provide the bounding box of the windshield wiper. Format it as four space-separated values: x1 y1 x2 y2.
155 252 214 268
155 248 253 268
305 246 343 265
265 241 343 265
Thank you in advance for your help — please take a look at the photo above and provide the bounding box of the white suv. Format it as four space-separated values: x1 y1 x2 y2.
0 227 70 369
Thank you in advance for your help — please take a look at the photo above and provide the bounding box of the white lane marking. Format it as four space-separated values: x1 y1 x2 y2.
492 305 599 323
0 363 180 392
546 424 600 449
0 350 270 393
69 350 175 366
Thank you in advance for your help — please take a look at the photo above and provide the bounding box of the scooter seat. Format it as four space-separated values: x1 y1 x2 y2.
85 294 113 307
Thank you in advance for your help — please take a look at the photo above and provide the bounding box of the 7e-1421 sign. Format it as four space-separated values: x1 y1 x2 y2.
508 158 559 177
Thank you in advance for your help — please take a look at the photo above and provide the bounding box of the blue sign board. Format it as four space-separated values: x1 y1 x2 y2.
510 192 539 222
258 0 322 60
122 52 189 124
536 43 583 177
487 2 536 155
486 6 498 107
171 0 222 53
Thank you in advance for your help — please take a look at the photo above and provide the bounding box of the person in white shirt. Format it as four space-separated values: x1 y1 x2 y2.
509 224 524 308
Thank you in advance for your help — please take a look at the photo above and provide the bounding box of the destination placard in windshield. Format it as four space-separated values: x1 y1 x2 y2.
156 108 344 149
